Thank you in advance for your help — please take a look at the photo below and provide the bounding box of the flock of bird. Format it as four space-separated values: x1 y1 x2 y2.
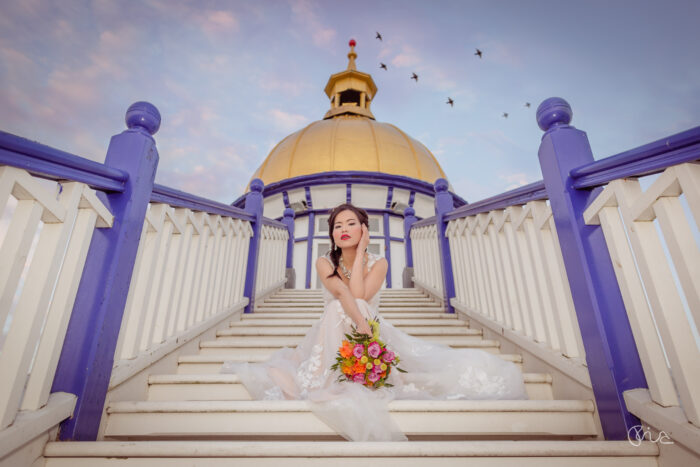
374 31 530 118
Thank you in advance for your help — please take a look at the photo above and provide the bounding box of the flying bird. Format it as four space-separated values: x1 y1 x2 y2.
474 48 483 58
502 112 509 118
446 97 454 107
376 31 382 41
380 62 387 70
411 72 418 82
525 102 531 108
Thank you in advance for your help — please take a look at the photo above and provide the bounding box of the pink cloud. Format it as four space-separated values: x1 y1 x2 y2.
290 0 337 49
268 109 310 133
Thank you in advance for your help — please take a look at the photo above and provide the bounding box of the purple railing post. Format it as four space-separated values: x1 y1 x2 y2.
536 97 646 439
434 179 456 313
281 207 296 288
402 207 417 287
242 178 264 312
51 102 161 440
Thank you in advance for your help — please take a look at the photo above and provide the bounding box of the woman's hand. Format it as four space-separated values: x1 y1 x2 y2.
357 320 372 336
357 224 370 255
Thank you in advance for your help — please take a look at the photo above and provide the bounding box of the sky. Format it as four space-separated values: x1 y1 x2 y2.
1 0 699 204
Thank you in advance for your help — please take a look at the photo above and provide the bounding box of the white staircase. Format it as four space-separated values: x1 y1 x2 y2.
40 288 659 466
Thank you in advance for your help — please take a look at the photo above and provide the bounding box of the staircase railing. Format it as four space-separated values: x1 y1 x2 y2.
409 97 699 448
0 102 290 448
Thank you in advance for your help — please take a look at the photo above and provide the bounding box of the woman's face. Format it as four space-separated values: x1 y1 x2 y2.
332 209 363 249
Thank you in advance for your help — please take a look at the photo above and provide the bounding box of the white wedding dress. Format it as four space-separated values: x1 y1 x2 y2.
221 251 528 441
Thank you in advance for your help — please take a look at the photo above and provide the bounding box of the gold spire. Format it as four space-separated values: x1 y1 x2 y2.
323 39 377 120
347 39 357 70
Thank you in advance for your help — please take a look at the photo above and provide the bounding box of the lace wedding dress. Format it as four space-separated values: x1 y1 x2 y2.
221 251 528 441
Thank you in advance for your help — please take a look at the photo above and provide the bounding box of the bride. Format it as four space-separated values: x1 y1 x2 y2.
222 203 528 441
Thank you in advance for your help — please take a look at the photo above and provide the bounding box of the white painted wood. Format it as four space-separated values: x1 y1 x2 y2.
653 196 700 319
164 209 196 338
0 182 83 429
140 209 174 351
494 215 519 331
190 214 214 325
595 206 679 408
151 207 185 346
513 210 544 343
522 207 560 352
502 209 532 337
21 204 98 411
539 213 581 359
614 178 700 426
0 199 43 319
42 439 659 464
0 392 75 460
624 387 700 457
485 220 506 324
120 205 165 359
176 213 204 332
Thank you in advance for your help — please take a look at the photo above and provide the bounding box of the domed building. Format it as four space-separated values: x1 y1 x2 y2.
233 40 465 289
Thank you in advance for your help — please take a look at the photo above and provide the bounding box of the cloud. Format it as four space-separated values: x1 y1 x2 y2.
268 109 310 133
499 172 533 190
290 0 337 49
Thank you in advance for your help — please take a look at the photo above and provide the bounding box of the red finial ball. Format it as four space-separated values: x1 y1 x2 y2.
349 39 356 47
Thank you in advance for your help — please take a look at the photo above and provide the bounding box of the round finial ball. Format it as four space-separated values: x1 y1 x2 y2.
434 178 449 193
125 101 161 135
404 207 415 217
349 39 356 47
250 178 264 193
536 97 572 131
283 207 295 218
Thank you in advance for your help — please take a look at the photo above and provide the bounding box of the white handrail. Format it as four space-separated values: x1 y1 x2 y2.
113 203 253 382
446 200 586 370
584 161 700 428
0 166 112 429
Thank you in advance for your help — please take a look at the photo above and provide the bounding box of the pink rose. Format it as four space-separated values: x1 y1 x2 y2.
353 373 365 383
372 364 383 374
367 342 381 358
367 371 380 383
382 351 395 363
352 344 365 358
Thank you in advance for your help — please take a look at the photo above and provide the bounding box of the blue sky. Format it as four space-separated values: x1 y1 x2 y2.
1 0 698 204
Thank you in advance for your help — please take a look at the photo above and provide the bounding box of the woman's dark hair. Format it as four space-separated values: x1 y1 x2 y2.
326 203 369 279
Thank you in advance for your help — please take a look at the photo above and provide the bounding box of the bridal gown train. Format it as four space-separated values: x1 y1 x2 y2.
221 251 528 441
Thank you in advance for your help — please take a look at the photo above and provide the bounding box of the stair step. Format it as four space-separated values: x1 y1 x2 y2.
103 400 597 440
102 400 597 441
217 326 481 337
176 353 524 374
147 373 554 401
253 306 445 313
230 318 469 327
199 337 497 353
239 312 459 319
43 440 658 466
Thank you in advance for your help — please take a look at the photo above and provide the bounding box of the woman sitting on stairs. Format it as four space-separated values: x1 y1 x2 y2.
222 203 528 441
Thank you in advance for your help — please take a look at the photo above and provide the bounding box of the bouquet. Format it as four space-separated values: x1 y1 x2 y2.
331 318 406 388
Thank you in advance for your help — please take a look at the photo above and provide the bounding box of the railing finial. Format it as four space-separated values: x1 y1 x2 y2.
125 101 161 136
250 178 264 193
434 178 449 193
536 97 572 132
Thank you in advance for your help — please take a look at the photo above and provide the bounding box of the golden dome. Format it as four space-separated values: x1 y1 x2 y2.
250 116 447 186
248 40 447 188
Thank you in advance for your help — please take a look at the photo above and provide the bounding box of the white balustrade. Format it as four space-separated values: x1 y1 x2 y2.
0 166 112 429
447 200 586 366
584 161 700 428
255 223 289 300
112 203 253 385
410 222 444 299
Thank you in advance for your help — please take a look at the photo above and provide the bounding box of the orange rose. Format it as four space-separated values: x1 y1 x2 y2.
352 361 367 374
341 365 353 375
339 341 353 359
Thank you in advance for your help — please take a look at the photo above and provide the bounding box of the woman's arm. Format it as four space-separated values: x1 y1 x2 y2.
348 225 370 299
362 257 387 302
317 257 372 335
